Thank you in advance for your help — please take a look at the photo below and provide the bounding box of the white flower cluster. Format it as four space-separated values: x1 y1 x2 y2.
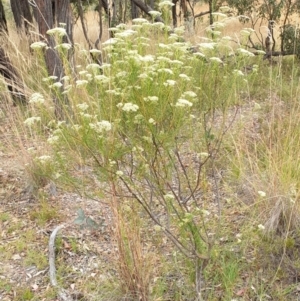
24 116 41 126
89 120 112 133
29 93 45 104
175 98 193 107
143 96 158 102
118 102 139 112
158 1 175 8
30 41 47 50
47 27 67 37
76 103 89 111
163 79 176 86
54 43 72 50
36 155 52 164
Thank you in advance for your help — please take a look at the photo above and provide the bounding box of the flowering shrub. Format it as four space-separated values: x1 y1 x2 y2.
24 13 261 299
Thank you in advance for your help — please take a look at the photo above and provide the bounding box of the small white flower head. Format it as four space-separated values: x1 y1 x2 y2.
237 48 255 57
199 42 216 50
100 63 111 70
206 28 222 37
108 27 120 32
43 75 58 82
210 57 223 64
240 29 252 37
182 91 197 98
109 159 116 166
79 70 88 76
122 103 139 112
63 84 72 94
80 113 93 119
233 69 244 77
24 116 41 126
219 6 230 13
76 103 89 111
37 155 51 163
134 114 144 124
131 23 142 30
175 98 193 107
144 96 158 102
254 102 261 111
258 224 265 230
222 36 232 41
106 89 121 96
102 38 120 46
164 194 175 201
154 224 162 232
115 29 137 38
258 191 266 197
193 52 206 58
116 71 127 78
174 26 185 35
94 75 110 83
201 209 210 216
49 82 63 89
62 75 70 82
212 21 226 29
158 0 175 9
47 27 67 37
148 10 162 18
148 118 156 124
89 120 112 133
252 64 259 72
47 135 59 144
30 41 47 50
163 79 176 87
116 170 124 176
116 23 126 30
89 48 102 54
86 63 101 74
256 50 266 55
211 12 227 18
151 22 165 29
29 93 45 104
199 152 209 159
158 68 173 75
55 43 72 50
139 55 155 62
179 74 190 81
76 79 88 87
132 18 149 24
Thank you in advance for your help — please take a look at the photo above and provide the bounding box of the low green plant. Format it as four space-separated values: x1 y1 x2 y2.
16 287 34 300
30 199 60 225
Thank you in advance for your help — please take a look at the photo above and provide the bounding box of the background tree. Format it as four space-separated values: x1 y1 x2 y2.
10 0 33 35
0 0 7 33
0 0 26 104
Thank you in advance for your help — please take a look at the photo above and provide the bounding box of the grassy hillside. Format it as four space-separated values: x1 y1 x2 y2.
1 7 300 301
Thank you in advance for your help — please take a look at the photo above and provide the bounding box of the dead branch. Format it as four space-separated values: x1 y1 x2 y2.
49 224 74 301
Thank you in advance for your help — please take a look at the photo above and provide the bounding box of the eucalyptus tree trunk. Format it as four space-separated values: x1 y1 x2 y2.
10 0 33 34
131 0 139 19
53 0 74 44
0 0 26 104
0 0 7 33
172 0 178 27
34 0 69 118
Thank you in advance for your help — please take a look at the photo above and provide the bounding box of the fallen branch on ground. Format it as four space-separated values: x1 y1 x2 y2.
49 224 74 301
